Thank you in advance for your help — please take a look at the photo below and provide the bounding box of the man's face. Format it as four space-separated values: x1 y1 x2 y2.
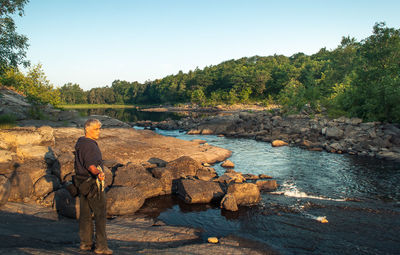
85 123 101 140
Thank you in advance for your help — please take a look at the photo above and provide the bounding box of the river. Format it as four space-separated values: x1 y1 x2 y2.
82 108 400 254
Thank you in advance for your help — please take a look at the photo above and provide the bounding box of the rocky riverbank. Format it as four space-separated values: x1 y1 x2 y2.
1 88 280 253
135 110 400 162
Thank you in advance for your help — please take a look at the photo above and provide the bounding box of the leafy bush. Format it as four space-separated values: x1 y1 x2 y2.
0 64 61 106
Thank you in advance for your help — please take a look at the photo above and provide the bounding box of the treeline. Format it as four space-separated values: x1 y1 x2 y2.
59 23 400 123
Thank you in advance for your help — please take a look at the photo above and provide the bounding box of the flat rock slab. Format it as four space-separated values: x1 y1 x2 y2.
0 202 275 254
53 127 232 165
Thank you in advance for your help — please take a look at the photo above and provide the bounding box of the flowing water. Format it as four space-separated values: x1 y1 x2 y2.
84 109 400 254
137 128 400 255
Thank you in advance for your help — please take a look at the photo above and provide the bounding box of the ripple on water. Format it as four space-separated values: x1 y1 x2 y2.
145 129 400 254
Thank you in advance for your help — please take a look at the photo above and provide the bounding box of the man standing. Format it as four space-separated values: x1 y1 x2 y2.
74 119 112 254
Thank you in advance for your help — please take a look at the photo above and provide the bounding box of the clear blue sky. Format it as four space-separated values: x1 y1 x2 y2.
14 0 400 91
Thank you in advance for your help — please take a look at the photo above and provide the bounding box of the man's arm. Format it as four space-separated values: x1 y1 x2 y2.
88 165 105 181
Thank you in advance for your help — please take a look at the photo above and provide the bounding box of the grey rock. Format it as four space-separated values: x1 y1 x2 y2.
106 186 145 216
325 127 344 139
113 163 163 199
173 178 225 204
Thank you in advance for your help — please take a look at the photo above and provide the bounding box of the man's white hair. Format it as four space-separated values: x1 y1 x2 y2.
84 118 102 134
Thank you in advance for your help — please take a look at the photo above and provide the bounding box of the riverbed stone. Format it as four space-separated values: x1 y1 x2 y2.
221 160 235 168
271 140 288 147
256 180 278 192
376 151 400 161
243 173 259 180
259 174 272 179
227 183 260 206
220 193 238 211
325 127 344 139
187 129 201 135
217 172 245 184
173 178 225 204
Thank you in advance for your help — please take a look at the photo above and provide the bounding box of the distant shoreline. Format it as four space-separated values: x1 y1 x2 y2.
58 104 136 109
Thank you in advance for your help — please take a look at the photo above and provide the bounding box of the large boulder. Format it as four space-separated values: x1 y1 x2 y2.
217 172 245 184
150 156 209 194
54 188 80 219
8 170 33 201
106 186 145 216
151 167 174 194
33 174 61 198
256 180 278 192
0 175 11 207
325 127 344 139
227 183 260 206
16 160 48 185
220 193 238 211
113 163 163 198
165 156 202 178
173 178 225 204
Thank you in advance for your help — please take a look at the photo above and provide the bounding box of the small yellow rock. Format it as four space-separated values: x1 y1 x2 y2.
317 216 328 223
271 140 288 147
208 237 219 243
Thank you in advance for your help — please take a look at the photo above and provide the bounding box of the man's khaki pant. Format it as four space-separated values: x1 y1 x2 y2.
79 190 108 249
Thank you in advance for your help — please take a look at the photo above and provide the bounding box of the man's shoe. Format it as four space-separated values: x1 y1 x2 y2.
79 243 92 251
94 247 113 254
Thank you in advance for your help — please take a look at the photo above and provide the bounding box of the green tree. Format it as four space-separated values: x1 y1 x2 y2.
1 64 61 105
0 0 30 73
59 82 87 104
190 88 206 106
342 23 400 122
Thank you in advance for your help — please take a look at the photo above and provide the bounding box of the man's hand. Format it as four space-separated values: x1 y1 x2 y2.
98 172 105 181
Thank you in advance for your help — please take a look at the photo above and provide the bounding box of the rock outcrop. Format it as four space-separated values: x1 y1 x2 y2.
0 124 235 217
